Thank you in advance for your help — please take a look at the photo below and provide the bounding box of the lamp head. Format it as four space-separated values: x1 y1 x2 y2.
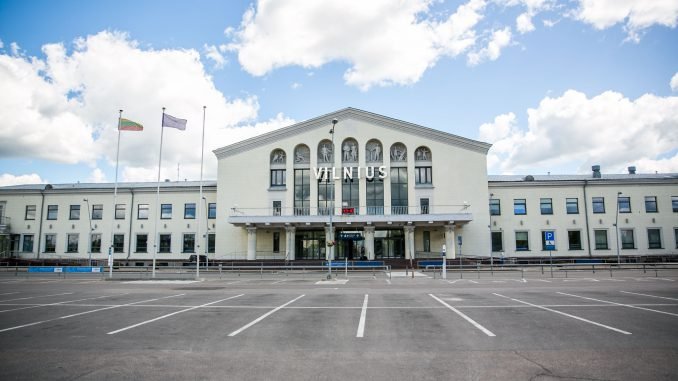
332 118 338 125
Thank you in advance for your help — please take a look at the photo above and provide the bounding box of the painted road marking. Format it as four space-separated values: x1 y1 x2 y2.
429 294 495 337
469 280 478 284
557 292 678 318
533 279 551 283
108 294 244 335
493 293 631 335
356 294 368 338
228 295 305 337
0 292 73 303
0 294 128 314
0 294 185 334
621 291 678 301
0 292 19 296
271 280 288 284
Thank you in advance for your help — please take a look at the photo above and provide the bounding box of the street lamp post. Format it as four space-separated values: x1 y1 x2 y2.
327 118 338 280
615 191 622 265
83 198 93 267
489 193 494 274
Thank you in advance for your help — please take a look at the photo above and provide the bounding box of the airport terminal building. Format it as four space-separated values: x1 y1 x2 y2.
1 108 677 263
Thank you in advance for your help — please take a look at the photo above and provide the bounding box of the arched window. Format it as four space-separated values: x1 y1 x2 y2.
269 149 286 188
365 139 383 163
293 145 311 215
389 143 407 163
294 144 310 165
317 139 334 164
341 138 359 163
414 146 432 185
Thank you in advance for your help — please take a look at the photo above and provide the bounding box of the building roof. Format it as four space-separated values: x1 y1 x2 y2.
213 107 493 158
0 180 217 192
488 173 678 183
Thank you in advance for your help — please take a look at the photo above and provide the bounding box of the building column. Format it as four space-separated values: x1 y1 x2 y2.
445 224 456 259
404 225 415 260
325 226 334 261
364 226 375 260
246 227 257 260
285 226 296 261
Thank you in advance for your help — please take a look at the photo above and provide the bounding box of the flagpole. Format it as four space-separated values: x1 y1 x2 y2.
109 110 122 279
152 107 166 279
195 106 206 280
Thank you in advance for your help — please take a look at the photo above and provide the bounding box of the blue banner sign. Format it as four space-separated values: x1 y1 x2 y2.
28 267 104 273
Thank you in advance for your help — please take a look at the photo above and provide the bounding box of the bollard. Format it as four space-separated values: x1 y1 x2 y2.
643 264 646 274
219 263 222 279
477 263 480 279
609 266 613 277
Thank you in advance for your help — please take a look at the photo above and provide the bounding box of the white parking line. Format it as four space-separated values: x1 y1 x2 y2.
0 292 19 296
447 279 464 284
270 280 287 284
0 294 129 313
493 293 631 335
621 291 678 301
228 295 305 337
356 294 368 338
0 294 186 334
108 294 244 335
656 278 676 282
533 279 551 283
469 280 478 284
429 294 495 337
557 292 678 318
0 292 73 303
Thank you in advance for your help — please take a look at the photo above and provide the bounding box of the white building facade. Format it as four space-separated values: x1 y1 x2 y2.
1 108 677 263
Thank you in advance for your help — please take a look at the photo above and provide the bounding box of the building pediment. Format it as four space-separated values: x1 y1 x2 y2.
213 107 491 159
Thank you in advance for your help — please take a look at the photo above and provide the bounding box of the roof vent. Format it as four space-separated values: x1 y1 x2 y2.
44 184 53 190
592 165 601 178
524 175 534 181
164 179 170 182
628 166 636 174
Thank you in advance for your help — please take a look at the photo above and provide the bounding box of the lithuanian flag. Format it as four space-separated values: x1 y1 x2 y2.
119 118 143 131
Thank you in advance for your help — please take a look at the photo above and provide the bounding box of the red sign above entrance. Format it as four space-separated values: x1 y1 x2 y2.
342 207 355 215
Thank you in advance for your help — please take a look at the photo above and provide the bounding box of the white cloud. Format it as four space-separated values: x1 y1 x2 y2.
575 0 678 42
467 27 512 66
87 168 107 183
228 0 488 90
0 31 289 182
10 42 21 56
0 173 47 186
516 12 535 33
291 82 301 90
671 72 678 92
204 44 227 69
480 89 678 174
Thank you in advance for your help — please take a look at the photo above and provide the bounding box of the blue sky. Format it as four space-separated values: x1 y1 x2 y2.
0 0 677 185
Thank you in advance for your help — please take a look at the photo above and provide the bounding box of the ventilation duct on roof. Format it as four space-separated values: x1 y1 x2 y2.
592 165 601 178
524 175 534 181
628 166 636 174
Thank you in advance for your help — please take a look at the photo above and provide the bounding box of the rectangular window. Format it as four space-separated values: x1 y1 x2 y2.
183 233 195 253
273 232 280 252
491 231 503 252
423 231 431 253
515 231 529 251
69 205 80 220
67 234 79 253
644 196 658 213
414 166 432 185
620 229 635 249
540 198 553 215
136 234 148 253
47 205 58 220
647 228 662 249
270 169 286 187
161 204 172 219
207 233 215 254
272 201 282 216
208 203 216 219
673 196 678 213
113 234 124 253
44 234 56 253
366 177 384 215
342 167 359 214
22 234 34 252
91 233 101 253
294 169 310 216
159 234 171 253
390 167 408 215
137 204 149 220
618 196 631 213
513 199 527 215
317 177 335 216
489 199 500 216
92 204 103 220
25 205 36 220
115 204 125 219
566 198 579 214
594 230 608 250
568 231 582 250
184 203 196 219
420 198 429 214
592 197 605 214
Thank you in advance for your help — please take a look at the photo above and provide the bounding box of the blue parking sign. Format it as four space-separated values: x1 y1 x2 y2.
544 231 556 250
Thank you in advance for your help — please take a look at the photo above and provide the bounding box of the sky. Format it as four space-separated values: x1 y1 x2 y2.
0 0 677 186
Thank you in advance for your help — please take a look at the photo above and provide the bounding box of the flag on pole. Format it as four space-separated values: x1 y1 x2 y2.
118 118 144 131
162 113 187 130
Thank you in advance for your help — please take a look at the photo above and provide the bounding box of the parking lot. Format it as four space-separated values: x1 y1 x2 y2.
1 271 677 380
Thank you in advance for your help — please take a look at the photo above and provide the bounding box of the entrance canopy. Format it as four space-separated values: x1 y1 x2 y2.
227 212 473 229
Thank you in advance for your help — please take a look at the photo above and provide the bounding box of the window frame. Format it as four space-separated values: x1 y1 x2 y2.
620 228 635 249
22 234 34 252
539 198 553 215
414 166 433 185
515 231 529 251
135 234 148 253
270 169 286 187
618 196 631 213
566 198 579 214
594 229 609 250
184 203 196 219
69 205 80 220
182 233 196 253
592 197 605 214
161 204 172 219
489 199 501 216
644 196 658 213
647 228 662 249
92 204 103 220
66 233 79 253
113 234 125 253
567 230 582 250
91 233 102 253
137 204 149 220
208 203 216 219
491 231 503 252
46 205 58 220
115 204 125 220
273 232 280 253
25 205 36 220
672 196 678 213
159 234 172 253
207 233 215 254
513 199 527 215
44 234 56 253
